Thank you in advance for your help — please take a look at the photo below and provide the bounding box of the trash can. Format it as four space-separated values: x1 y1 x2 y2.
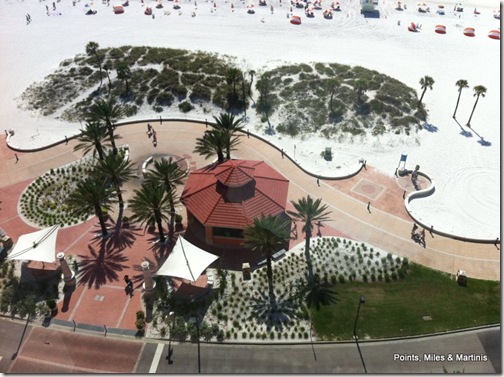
242 263 251 281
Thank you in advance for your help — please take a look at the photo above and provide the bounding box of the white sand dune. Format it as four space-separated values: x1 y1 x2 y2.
0 0 500 239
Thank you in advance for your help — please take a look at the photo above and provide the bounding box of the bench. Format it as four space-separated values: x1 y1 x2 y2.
257 248 287 266
142 156 154 176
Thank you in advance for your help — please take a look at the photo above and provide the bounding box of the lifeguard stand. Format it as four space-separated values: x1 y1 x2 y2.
397 153 408 176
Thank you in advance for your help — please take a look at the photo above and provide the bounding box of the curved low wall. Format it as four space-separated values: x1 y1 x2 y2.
403 169 497 244
6 117 496 243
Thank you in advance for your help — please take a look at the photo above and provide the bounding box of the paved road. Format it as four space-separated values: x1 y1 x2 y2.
0 318 499 373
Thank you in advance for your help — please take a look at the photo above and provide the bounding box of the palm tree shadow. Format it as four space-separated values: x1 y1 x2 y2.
76 236 130 289
248 289 299 332
453 118 491 146
422 122 439 133
104 217 143 252
454 118 473 138
471 128 491 146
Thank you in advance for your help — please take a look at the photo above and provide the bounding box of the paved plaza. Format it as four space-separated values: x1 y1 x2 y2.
0 119 499 337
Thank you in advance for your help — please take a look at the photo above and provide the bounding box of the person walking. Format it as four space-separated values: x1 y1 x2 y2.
124 275 134 297
411 223 418 236
420 228 426 247
367 201 371 213
15 153 19 163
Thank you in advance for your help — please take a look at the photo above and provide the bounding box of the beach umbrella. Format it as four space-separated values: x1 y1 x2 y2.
7 225 60 263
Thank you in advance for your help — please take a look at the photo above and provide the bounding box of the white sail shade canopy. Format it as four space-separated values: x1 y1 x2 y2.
7 225 60 263
155 236 218 281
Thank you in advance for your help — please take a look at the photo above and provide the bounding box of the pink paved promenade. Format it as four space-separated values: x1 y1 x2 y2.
0 120 499 333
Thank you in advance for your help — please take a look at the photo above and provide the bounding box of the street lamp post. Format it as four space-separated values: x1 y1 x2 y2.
353 295 367 373
190 299 201 374
195 315 201 374
166 311 174 364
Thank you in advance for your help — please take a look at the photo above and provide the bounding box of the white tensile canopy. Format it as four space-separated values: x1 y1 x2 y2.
155 236 218 282
7 225 60 263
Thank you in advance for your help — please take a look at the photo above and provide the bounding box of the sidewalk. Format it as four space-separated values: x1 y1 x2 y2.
0 120 499 335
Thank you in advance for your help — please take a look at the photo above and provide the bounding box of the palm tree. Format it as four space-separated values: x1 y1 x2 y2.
73 121 111 160
102 62 113 95
256 73 274 122
418 75 435 105
299 280 338 311
87 97 124 155
193 128 228 164
296 280 338 358
67 178 115 237
241 72 248 118
86 41 103 88
144 157 188 233
453 79 469 119
327 78 341 115
93 153 135 208
213 112 244 160
248 69 256 101
116 61 131 95
287 196 331 283
226 67 242 102
466 85 487 128
354 78 369 102
244 214 291 305
129 182 174 243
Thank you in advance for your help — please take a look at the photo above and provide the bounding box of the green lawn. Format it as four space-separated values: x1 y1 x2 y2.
312 263 500 340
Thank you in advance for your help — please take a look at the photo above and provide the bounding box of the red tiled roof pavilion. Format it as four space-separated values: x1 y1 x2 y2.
181 159 290 246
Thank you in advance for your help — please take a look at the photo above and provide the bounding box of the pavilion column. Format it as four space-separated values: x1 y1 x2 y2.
57 252 76 287
205 226 213 245
141 261 156 295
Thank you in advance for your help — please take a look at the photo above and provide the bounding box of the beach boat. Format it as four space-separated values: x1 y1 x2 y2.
434 24 446 34
488 29 500 40
290 14 301 24
463 27 475 37
113 4 124 13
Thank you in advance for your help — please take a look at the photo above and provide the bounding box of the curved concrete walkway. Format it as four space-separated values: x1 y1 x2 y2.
0 120 499 281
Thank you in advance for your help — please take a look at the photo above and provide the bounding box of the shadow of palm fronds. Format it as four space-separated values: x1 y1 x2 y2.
248 289 299 332
76 238 129 289
104 221 143 252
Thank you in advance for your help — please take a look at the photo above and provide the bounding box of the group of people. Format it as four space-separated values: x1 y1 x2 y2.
411 223 426 247
146 123 158 147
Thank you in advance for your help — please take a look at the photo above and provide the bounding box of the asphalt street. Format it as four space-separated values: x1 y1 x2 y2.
0 318 499 373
